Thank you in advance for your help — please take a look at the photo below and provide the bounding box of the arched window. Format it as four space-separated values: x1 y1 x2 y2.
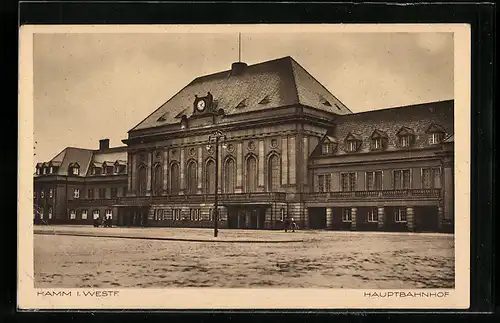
224 158 236 193
170 162 180 195
267 154 280 191
137 165 147 196
245 155 257 192
152 164 163 196
205 159 216 194
186 160 198 195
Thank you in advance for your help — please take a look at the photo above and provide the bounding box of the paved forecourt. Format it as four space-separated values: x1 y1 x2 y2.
34 225 306 243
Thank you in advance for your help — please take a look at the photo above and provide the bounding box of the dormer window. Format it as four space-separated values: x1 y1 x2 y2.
320 136 338 155
344 133 362 153
42 168 47 175
346 140 357 152
426 123 446 146
36 168 40 175
49 166 53 174
104 165 114 174
396 126 416 148
370 129 388 151
72 166 80 175
92 167 102 175
400 136 411 147
429 132 444 145
322 143 331 154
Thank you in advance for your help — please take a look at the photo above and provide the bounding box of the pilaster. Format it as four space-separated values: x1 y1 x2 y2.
281 137 288 185
258 140 264 189
236 142 243 193
326 207 333 229
377 207 385 229
406 207 415 232
351 207 357 230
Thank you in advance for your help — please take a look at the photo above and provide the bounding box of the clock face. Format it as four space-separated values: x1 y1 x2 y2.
197 99 206 111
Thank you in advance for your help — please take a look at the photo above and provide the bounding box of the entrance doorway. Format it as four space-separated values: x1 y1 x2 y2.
414 206 439 232
118 207 149 227
308 207 327 229
227 206 266 229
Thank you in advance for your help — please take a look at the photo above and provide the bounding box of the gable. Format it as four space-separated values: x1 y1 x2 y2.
425 123 447 134
370 129 388 139
396 126 415 136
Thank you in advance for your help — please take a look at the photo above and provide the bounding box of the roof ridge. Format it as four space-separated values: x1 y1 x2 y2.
339 99 454 117
192 56 295 84
288 57 353 114
285 56 301 105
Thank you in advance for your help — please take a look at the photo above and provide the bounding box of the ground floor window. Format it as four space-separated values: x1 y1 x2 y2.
366 207 378 223
154 209 164 221
93 210 100 220
48 207 53 219
173 209 181 221
342 208 352 222
81 209 88 220
105 209 113 219
70 210 76 220
280 208 285 222
190 209 201 221
394 208 407 223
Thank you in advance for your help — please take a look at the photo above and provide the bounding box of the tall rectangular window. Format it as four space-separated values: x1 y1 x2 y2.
81 210 88 220
317 174 331 192
429 133 444 145
321 143 331 154
105 209 113 219
49 188 54 198
342 208 352 222
393 169 411 189
400 136 411 147
341 173 356 191
41 190 45 199
111 188 118 198
88 188 94 199
422 168 441 188
70 210 76 220
93 210 100 220
394 208 407 223
366 171 383 190
99 188 106 199
366 207 378 222
154 209 164 221
173 209 181 221
73 189 80 199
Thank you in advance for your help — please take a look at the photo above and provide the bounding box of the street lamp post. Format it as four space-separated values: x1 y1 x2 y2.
207 130 227 237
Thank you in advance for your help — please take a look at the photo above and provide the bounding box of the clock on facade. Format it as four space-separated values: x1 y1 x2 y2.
196 99 206 112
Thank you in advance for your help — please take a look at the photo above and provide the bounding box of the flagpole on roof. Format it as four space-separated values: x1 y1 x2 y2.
238 32 241 62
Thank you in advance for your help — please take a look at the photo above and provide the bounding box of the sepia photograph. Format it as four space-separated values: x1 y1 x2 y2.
18 24 470 309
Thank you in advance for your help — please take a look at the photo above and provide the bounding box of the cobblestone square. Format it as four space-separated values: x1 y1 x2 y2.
34 227 454 289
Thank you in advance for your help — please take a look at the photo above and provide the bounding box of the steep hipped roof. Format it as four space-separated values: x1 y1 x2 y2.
50 147 94 176
38 146 128 177
92 151 127 164
322 100 454 156
131 56 352 131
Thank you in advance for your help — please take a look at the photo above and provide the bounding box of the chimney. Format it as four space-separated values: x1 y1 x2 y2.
99 139 110 150
230 62 247 76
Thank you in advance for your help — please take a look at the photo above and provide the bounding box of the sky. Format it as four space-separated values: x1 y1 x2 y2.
33 30 454 163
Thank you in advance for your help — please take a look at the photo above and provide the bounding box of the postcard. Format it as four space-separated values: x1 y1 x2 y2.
18 23 470 309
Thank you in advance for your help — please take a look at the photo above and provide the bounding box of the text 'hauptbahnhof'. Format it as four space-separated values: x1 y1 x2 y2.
34 56 454 233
